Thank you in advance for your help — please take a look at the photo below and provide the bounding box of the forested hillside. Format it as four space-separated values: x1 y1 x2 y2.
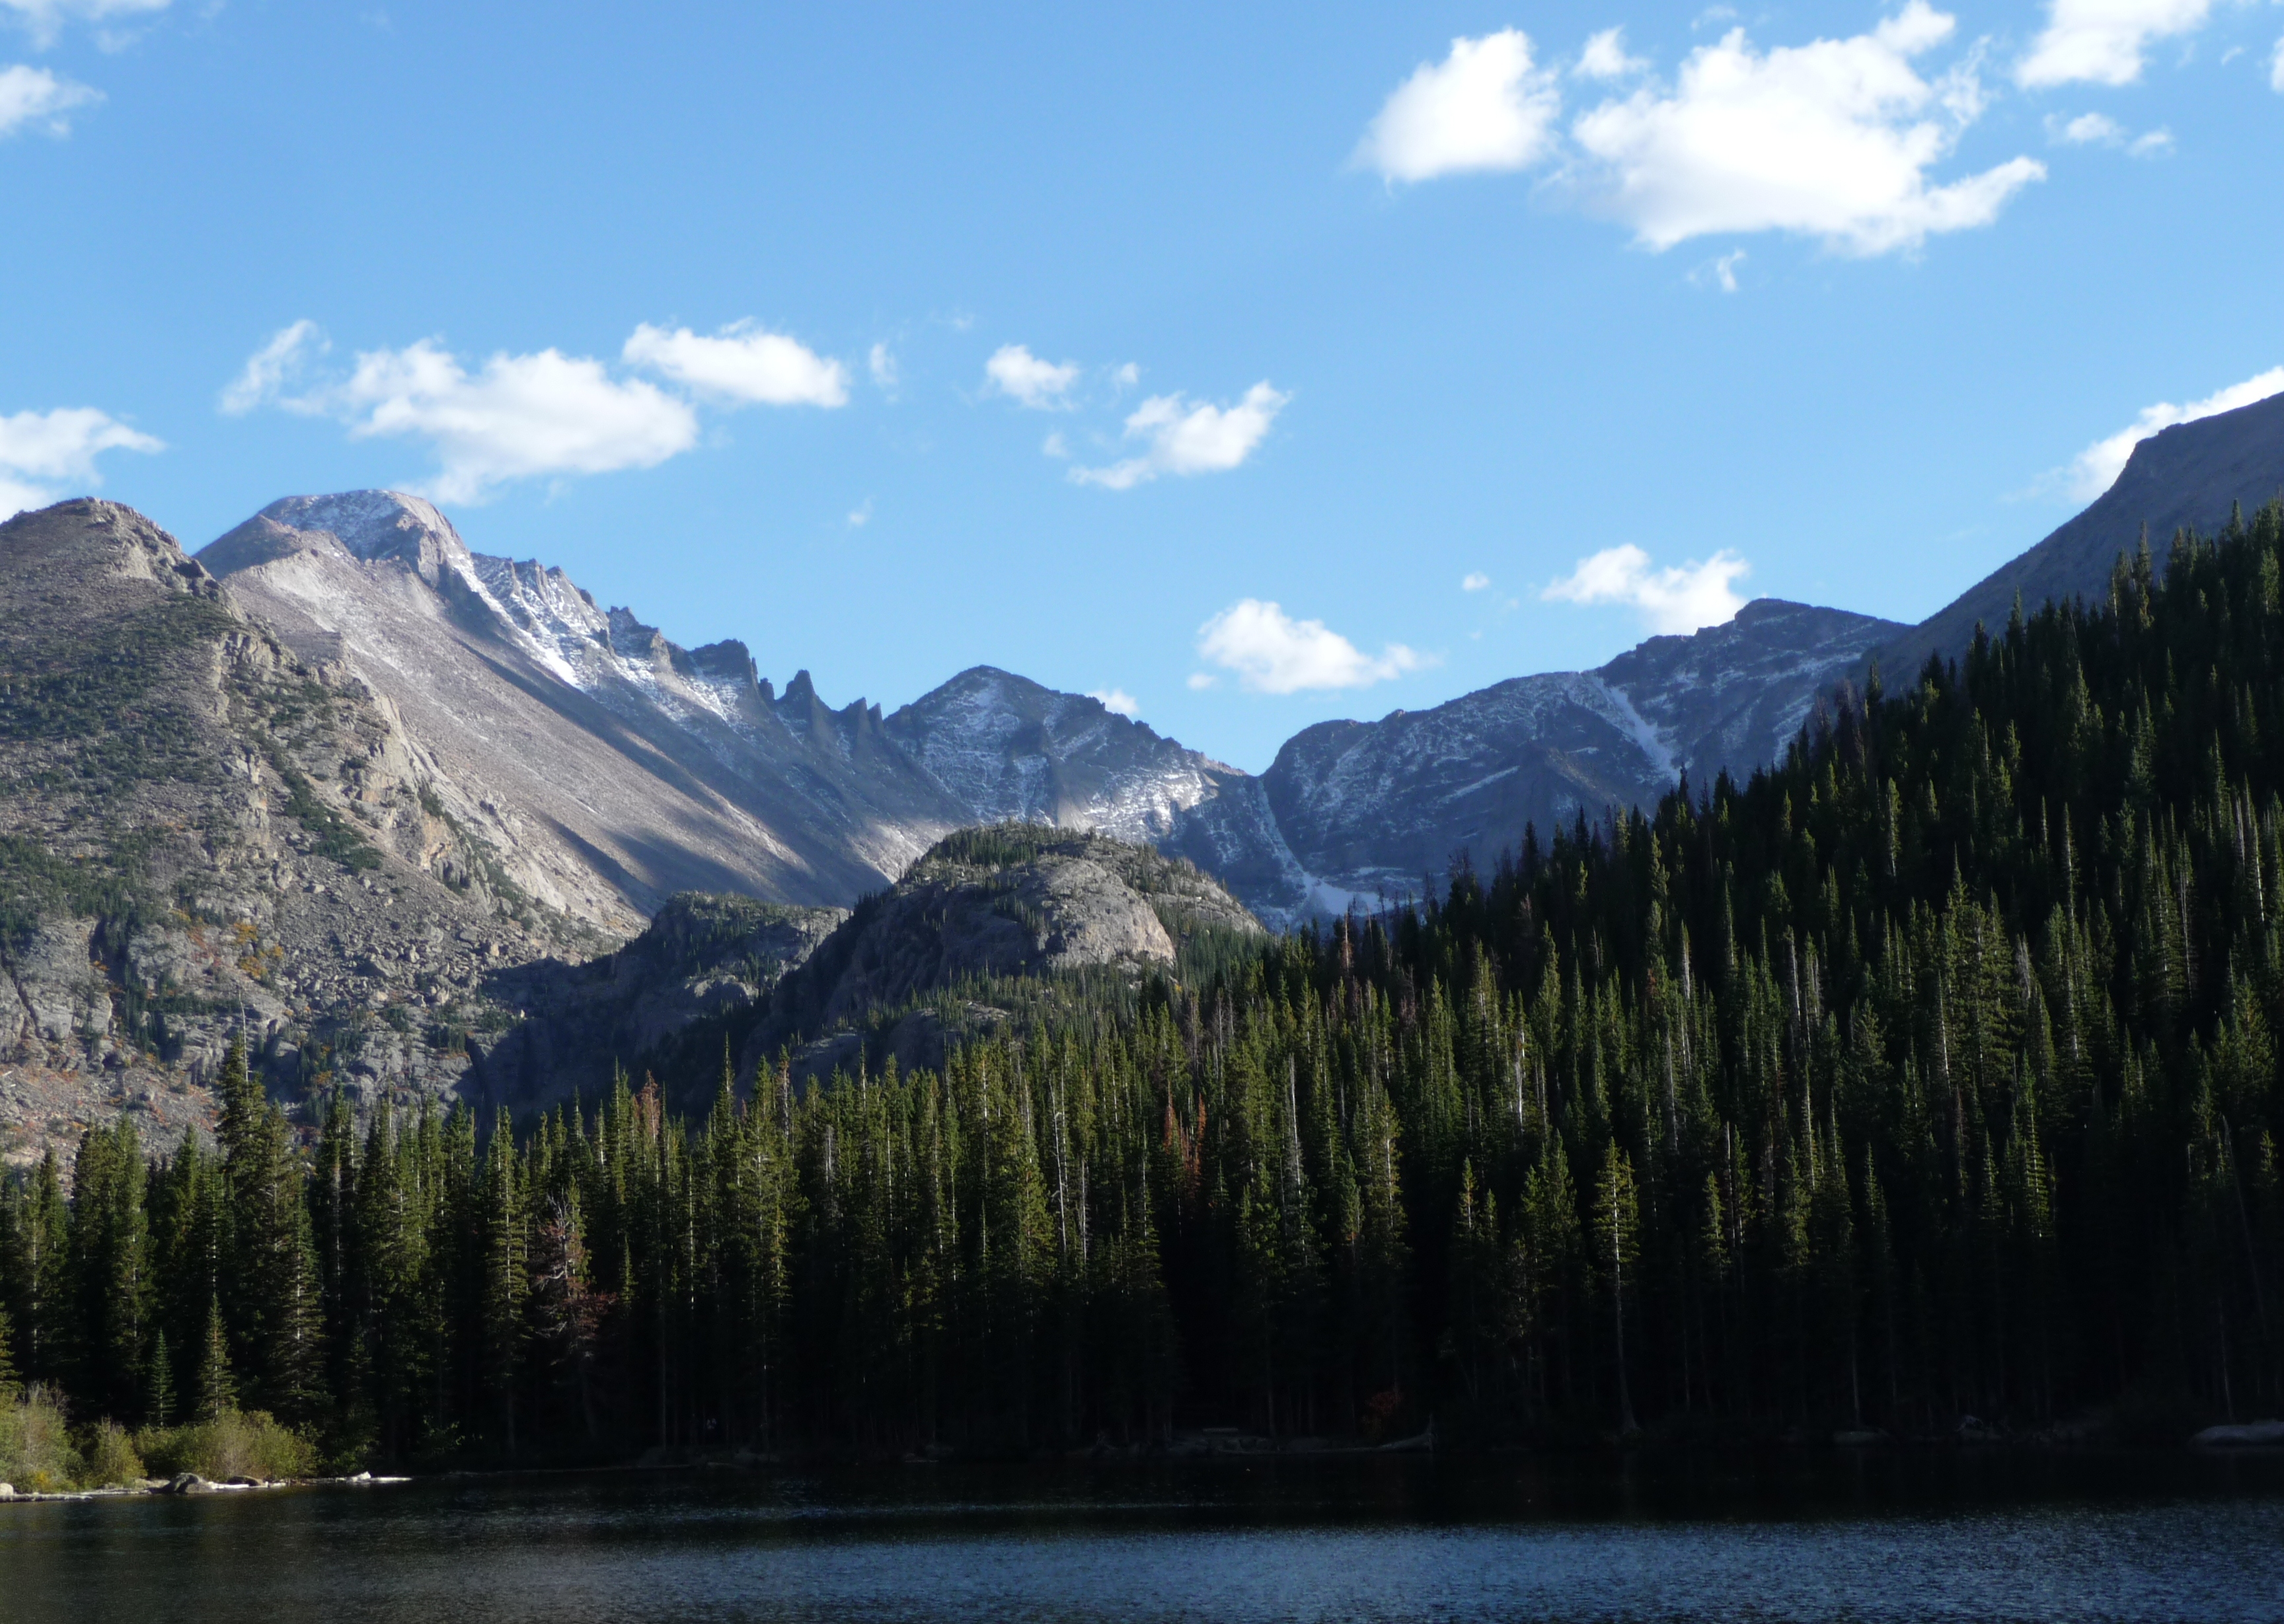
5 505 2283 1466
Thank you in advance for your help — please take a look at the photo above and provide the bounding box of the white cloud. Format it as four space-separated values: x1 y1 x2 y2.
868 342 898 394
1186 672 1217 690
1542 544 1749 634
1113 362 1140 388
1571 3 2044 255
984 344 1079 409
2046 110 2174 153
1577 26 1648 81
1353 29 1562 182
1196 599 1427 694
0 63 96 137
1088 688 1141 718
1690 247 1748 291
1041 431 1069 459
2270 34 2283 93
623 321 849 408
2049 110 2123 143
2017 0 2210 88
846 497 872 529
1462 571 1492 592
0 0 165 48
2064 367 2284 501
315 340 699 503
1071 382 1287 491
0 405 163 519
219 319 324 415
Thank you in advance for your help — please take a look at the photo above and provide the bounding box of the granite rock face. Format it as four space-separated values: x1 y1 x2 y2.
775 828 1260 1031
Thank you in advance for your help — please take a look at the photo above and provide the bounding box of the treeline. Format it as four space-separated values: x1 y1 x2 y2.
6 505 2284 1461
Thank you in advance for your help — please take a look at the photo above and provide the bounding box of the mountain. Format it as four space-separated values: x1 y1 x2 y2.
0 499 558 1167
200 492 968 928
13 385 2271 1165
1167 599 1906 918
1876 387 2284 677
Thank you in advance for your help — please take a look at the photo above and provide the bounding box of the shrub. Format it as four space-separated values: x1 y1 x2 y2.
0 1387 83 1493
77 1420 146 1487
137 1407 313 1482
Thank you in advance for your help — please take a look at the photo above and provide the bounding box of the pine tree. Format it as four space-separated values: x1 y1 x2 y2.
194 1293 236 1422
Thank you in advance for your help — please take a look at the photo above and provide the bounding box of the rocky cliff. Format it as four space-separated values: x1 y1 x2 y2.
0 499 568 1167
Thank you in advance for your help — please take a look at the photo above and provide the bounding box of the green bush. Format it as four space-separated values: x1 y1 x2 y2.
0 1387 83 1493
77 1419 145 1487
137 1407 313 1482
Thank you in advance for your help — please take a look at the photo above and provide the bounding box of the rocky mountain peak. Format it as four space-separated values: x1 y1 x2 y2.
255 490 471 587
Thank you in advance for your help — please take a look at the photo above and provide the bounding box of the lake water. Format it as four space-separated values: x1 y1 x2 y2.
5 1452 2282 1623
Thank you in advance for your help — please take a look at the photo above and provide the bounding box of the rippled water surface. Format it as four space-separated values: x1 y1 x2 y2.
6 1454 2282 1623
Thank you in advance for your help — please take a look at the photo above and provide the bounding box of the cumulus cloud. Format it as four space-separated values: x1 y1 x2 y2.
983 344 1079 409
1542 544 1749 634
1570 3 2045 255
1088 688 1141 718
1071 383 1288 491
2016 0 2210 88
1462 572 1492 592
1196 599 1427 694
0 63 96 137
2063 367 2284 501
0 405 163 519
292 340 699 503
1577 26 1648 80
219 319 324 415
0 0 166 48
1353 30 1562 181
623 321 849 407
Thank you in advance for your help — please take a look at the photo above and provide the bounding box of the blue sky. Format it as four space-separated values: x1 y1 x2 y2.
3 0 2280 772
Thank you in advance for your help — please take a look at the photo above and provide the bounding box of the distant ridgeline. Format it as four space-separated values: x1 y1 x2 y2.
5 503 2284 1460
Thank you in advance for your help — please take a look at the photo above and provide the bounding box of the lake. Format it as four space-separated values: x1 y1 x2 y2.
5 1452 2281 1623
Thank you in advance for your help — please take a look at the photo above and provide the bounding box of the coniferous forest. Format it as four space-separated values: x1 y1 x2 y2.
5 505 2284 1469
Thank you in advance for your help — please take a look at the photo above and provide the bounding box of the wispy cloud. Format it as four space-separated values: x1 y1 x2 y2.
0 62 97 137
846 497 872 529
1462 572 1491 592
2045 110 2173 154
0 405 163 519
1195 599 1427 693
219 319 324 416
1353 30 1561 182
1542 544 1749 634
1088 687 1141 718
2017 0 2210 88
0 0 167 50
1071 383 1287 491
